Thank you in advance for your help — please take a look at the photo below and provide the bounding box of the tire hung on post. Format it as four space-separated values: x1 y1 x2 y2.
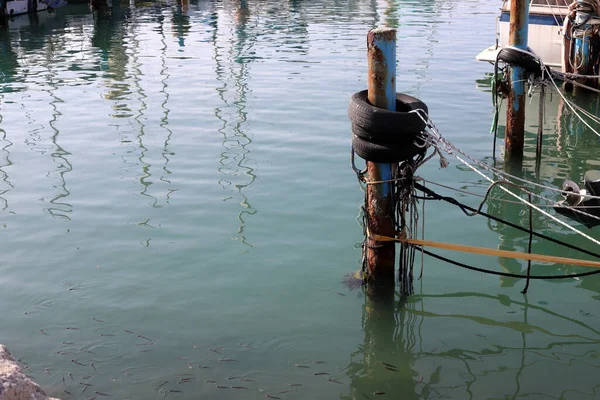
348 90 429 163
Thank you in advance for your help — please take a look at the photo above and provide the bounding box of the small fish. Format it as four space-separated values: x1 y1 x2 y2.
216 385 229 389
65 327 81 330
62 376 66 385
24 311 38 314
227 376 240 380
40 329 49 336
156 381 168 390
314 361 327 364
384 366 397 372
124 329 135 334
219 358 236 362
85 397 96 400
232 386 248 390
240 378 255 382
64 390 72 396
44 368 51 375
198 365 211 369
289 384 303 387
313 372 329 376
373 392 387 395
81 376 91 380
69 372 75 381
90 363 97 372
380 362 397 369
71 360 86 366
278 389 292 394
328 378 343 384
91 318 104 323
294 364 310 368
175 356 188 360
265 395 282 400
136 342 153 346
99 334 115 337
81 385 88 394
62 341 74 345
95 391 111 396
205 380 217 383
209 348 222 354
137 335 152 341
474 333 486 338
168 389 183 393
79 382 94 387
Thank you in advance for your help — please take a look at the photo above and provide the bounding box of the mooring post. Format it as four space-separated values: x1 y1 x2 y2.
365 28 396 291
572 1 599 91
505 0 529 162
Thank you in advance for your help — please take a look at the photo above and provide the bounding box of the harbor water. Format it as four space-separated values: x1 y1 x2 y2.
2 0 600 398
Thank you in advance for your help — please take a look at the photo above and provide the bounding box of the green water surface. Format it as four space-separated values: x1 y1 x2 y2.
2 1 600 399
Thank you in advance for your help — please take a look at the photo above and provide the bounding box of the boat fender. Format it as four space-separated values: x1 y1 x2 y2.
562 179 585 206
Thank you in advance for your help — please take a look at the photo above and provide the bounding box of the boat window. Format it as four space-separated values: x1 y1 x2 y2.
531 0 570 6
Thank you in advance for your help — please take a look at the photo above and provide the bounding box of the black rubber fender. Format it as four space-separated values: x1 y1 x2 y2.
352 134 426 164
351 123 426 145
498 47 541 76
348 90 428 142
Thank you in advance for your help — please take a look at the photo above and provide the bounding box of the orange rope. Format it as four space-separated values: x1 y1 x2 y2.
368 231 600 269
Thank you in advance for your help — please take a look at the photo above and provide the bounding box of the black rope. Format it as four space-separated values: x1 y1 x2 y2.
413 181 600 262
419 247 600 280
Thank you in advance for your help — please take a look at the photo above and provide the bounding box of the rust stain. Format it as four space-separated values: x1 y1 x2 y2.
366 164 395 282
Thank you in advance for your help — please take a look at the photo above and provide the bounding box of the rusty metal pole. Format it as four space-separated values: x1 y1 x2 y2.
505 0 529 162
365 28 396 292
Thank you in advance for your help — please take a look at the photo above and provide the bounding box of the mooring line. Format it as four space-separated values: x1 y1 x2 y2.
368 231 600 269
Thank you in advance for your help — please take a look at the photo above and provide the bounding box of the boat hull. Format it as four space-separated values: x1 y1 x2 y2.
477 5 569 69
4 0 49 17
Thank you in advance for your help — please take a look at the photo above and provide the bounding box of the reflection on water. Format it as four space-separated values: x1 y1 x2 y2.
45 73 72 220
2 1 600 399
213 1 257 247
346 292 600 399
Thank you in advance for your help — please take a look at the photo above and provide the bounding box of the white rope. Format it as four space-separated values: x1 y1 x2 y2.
546 70 600 139
411 111 600 225
452 153 600 247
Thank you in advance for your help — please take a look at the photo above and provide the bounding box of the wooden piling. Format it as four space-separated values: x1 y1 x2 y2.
365 28 396 292
505 0 529 162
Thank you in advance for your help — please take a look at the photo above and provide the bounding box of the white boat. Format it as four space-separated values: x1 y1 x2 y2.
1 0 66 20
477 0 573 70
3 0 50 17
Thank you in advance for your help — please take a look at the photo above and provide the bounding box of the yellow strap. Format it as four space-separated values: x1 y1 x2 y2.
369 232 600 269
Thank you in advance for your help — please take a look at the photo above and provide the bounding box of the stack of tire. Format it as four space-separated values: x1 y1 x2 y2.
348 90 429 163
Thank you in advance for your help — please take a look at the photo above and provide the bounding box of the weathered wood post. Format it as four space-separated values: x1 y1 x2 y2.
365 28 396 293
505 0 529 162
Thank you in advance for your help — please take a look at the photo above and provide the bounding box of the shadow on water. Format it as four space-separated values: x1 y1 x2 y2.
345 291 600 399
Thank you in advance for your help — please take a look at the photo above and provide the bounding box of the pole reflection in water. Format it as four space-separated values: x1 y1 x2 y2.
345 291 600 399
212 2 257 248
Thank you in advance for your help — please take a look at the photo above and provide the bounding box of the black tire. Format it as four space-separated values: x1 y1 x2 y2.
348 90 428 141
498 47 541 75
352 123 425 145
352 134 426 164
